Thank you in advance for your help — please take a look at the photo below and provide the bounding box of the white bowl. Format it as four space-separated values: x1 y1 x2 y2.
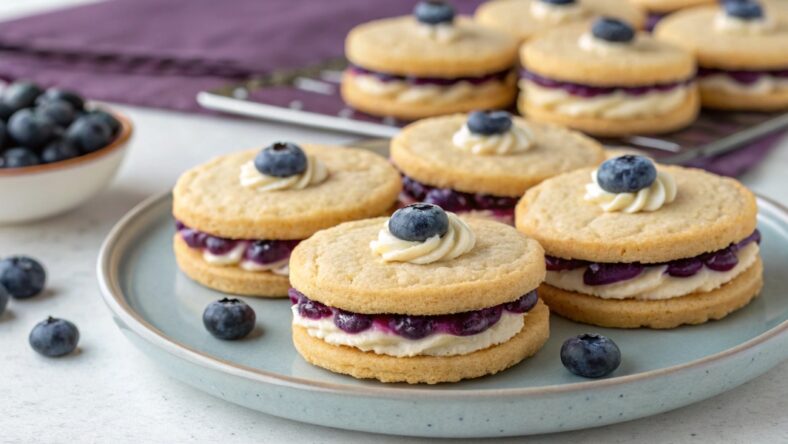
0 111 133 223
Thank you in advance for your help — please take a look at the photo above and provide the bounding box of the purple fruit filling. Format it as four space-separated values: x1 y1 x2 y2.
400 175 518 219
348 65 514 87
547 230 760 286
645 13 665 33
698 67 788 85
520 70 694 98
290 289 539 338
175 221 299 265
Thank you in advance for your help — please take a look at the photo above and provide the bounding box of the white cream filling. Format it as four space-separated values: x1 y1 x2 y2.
292 306 525 357
353 73 511 104
239 155 328 192
530 1 587 24
201 241 289 276
584 169 677 213
522 80 689 119
370 212 476 264
452 123 534 155
415 22 459 43
714 12 776 35
546 243 759 300
700 73 788 95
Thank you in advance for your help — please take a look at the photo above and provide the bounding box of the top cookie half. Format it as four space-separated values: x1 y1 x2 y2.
173 144 401 240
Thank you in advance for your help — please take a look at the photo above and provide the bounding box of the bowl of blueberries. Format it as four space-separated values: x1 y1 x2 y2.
0 80 132 223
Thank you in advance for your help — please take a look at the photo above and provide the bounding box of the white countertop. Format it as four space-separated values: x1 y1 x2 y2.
0 2 786 443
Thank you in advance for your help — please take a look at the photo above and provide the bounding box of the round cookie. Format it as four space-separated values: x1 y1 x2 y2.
629 0 713 14
539 258 763 328
289 217 546 315
173 144 402 240
292 300 550 384
391 114 606 197
515 165 758 264
475 0 646 43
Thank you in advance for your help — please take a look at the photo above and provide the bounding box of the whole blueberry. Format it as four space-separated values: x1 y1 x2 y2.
596 155 657 193
0 256 46 299
467 111 513 135
424 188 471 212
36 88 85 111
3 147 40 168
0 121 6 148
87 109 121 134
561 333 621 378
413 0 455 25
724 0 763 19
41 139 81 163
2 81 43 112
254 142 307 177
36 100 77 128
0 284 9 316
334 310 373 333
591 17 635 43
387 315 434 339
202 298 256 340
388 203 449 242
65 115 114 153
29 317 79 357
0 102 15 121
8 109 57 149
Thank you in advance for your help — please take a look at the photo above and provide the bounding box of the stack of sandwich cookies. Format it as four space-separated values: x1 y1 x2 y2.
656 0 788 111
342 1 519 120
289 204 549 384
173 142 401 297
519 17 699 136
475 0 645 43
516 155 762 329
391 111 605 224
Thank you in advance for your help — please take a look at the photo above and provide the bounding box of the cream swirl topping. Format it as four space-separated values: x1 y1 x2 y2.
370 212 476 264
451 123 535 155
416 22 459 43
714 12 776 35
530 1 587 24
584 169 677 213
239 155 328 192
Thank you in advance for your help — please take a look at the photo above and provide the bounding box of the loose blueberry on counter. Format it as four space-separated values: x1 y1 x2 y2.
591 17 635 43
36 88 85 111
334 310 373 333
41 139 81 164
0 256 46 299
413 0 455 25
254 142 307 177
467 110 513 135
8 109 57 149
561 333 621 378
35 100 77 128
29 317 80 357
202 298 256 340
387 315 435 340
2 147 40 168
65 114 114 153
596 155 657 193
724 0 763 19
424 188 470 213
388 203 450 242
2 81 43 112
0 284 9 316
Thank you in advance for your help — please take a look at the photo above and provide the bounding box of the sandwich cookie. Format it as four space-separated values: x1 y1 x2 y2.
628 0 714 31
655 1 788 111
475 0 646 44
173 142 401 297
515 155 762 329
391 111 605 224
342 0 519 120
519 17 699 136
289 203 549 384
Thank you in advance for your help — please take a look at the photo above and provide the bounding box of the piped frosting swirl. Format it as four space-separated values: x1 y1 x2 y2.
370 212 476 264
715 11 775 35
585 168 677 213
239 155 328 192
452 123 534 155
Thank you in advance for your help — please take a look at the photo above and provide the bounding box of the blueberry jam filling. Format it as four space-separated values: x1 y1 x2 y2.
290 288 539 338
521 70 694 98
401 175 518 217
546 230 761 286
698 67 788 85
349 65 514 87
176 221 299 265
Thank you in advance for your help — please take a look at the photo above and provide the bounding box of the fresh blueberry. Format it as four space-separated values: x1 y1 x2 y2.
0 284 9 316
8 109 57 149
0 121 6 148
244 240 296 265
596 155 657 193
36 88 85 111
413 0 455 25
254 142 307 177
445 306 502 336
388 203 449 242
0 256 46 299
36 100 77 128
334 310 373 333
202 298 256 340
0 102 15 121
724 0 763 19
561 333 621 378
583 262 644 285
29 317 79 357
65 115 114 153
591 17 635 43
387 315 434 339
424 188 471 212
297 298 333 319
539 0 576 4
3 147 40 168
41 139 81 163
504 290 539 313
204 236 237 255
2 81 43 112
467 111 513 135
87 109 120 134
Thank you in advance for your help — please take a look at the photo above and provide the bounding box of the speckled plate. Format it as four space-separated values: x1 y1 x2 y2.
98 193 788 438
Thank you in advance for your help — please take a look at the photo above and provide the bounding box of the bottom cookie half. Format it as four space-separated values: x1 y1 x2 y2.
173 235 290 297
699 86 788 112
539 258 763 329
292 301 550 384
